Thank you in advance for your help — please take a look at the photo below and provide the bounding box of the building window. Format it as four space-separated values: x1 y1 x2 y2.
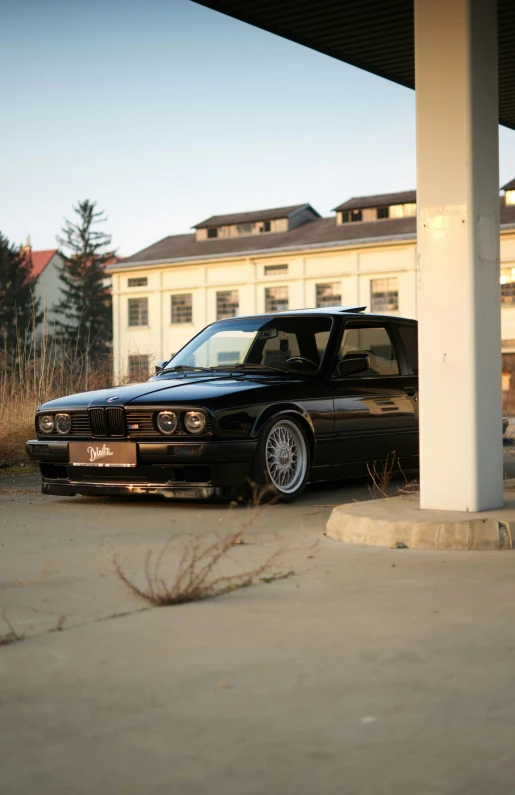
501 268 515 304
128 354 149 381
171 293 193 324
377 207 389 219
237 223 253 235
216 290 239 320
128 277 148 288
370 278 399 313
265 286 289 313
351 210 362 222
207 228 218 239
264 264 288 276
128 297 148 327
340 211 350 223
261 221 271 233
316 283 341 308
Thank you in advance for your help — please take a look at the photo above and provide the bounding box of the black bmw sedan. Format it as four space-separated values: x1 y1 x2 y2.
26 307 419 502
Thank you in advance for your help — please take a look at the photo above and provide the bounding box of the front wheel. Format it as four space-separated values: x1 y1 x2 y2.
249 416 310 502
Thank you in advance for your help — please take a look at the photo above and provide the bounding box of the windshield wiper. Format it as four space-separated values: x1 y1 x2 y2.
227 363 290 374
159 365 215 374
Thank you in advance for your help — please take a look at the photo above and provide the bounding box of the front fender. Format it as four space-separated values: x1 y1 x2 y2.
251 404 315 438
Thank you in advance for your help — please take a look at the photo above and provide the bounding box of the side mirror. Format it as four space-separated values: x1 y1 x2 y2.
333 354 370 379
155 360 167 375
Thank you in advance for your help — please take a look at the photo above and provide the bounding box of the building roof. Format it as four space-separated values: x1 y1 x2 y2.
503 178 515 191
111 199 515 270
334 190 417 213
193 0 515 131
193 203 318 229
116 216 417 268
29 249 58 280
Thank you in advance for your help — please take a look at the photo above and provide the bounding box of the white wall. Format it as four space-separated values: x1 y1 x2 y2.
110 229 515 379
501 233 515 346
111 241 421 379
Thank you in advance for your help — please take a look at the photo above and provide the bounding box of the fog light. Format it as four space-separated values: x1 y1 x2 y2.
156 411 178 435
38 415 54 434
55 413 72 435
184 411 206 435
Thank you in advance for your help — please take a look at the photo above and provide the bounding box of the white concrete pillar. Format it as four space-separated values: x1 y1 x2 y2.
415 0 503 511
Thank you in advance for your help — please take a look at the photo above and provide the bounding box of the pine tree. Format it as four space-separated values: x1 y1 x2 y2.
0 232 40 357
53 200 116 361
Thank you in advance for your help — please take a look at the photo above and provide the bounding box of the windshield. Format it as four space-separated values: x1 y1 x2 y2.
162 316 333 374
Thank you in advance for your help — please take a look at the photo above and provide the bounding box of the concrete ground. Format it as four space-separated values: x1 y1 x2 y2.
2 454 515 794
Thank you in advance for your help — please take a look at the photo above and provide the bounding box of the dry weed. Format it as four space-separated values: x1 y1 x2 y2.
0 613 24 646
109 528 287 606
367 451 419 500
0 310 135 464
50 615 67 632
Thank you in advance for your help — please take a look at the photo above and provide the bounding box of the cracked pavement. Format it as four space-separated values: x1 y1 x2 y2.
3 462 515 794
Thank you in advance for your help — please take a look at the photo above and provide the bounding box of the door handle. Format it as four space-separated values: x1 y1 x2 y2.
404 386 416 397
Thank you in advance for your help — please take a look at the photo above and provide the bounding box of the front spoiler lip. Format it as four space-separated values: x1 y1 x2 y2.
41 480 239 500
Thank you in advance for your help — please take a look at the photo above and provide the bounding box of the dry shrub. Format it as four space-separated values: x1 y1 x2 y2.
109 528 288 607
367 450 419 499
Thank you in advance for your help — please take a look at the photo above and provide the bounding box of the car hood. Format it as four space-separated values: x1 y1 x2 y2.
38 373 303 411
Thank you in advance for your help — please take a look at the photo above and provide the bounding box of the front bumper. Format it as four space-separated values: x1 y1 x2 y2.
26 438 258 500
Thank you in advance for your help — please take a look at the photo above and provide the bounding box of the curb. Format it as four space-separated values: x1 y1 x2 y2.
325 499 513 551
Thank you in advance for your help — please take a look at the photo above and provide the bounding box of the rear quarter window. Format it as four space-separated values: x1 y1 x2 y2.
397 325 418 374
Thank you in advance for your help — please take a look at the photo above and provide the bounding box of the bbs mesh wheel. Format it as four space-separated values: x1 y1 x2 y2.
249 415 310 502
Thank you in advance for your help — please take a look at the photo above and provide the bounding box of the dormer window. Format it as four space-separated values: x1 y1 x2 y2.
261 221 271 233
340 210 362 223
207 228 218 239
377 207 389 219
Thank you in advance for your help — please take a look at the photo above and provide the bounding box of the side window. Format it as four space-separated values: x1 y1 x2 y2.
397 324 418 374
339 325 399 376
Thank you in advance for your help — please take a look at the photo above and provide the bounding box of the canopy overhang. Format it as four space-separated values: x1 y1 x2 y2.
194 0 515 130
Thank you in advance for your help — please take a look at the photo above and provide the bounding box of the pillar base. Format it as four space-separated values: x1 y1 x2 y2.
325 488 515 550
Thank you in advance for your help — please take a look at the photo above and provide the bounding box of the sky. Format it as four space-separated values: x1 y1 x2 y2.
2 0 515 258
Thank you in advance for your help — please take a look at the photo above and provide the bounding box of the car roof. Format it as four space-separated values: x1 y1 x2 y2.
216 306 417 324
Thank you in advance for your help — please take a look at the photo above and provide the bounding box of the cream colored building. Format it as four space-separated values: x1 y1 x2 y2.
108 186 515 392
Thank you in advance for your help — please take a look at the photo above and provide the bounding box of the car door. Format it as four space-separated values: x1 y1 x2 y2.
332 320 418 472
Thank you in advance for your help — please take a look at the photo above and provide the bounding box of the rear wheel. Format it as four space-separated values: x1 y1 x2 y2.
249 416 310 502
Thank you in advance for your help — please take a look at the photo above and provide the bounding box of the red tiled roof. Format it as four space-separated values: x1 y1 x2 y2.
29 250 57 280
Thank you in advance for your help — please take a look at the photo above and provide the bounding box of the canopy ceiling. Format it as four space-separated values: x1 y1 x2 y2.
194 0 515 130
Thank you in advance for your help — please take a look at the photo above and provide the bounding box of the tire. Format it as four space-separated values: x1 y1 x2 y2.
249 415 310 503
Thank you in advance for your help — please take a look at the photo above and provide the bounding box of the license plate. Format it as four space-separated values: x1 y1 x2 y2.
69 441 137 467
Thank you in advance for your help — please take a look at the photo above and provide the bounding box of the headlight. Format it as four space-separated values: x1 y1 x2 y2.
184 410 206 435
55 413 72 435
156 410 178 435
38 415 55 434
